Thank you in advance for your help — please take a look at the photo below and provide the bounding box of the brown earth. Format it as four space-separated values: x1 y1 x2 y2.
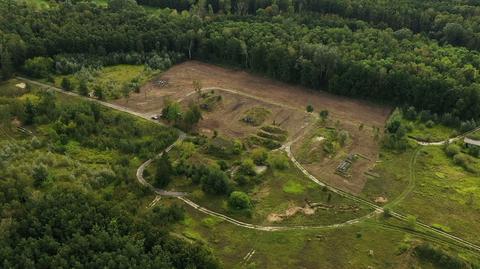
113 60 391 193
114 61 390 126
180 89 310 139
292 118 382 195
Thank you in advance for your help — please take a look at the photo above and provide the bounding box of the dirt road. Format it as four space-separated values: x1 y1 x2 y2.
20 77 480 253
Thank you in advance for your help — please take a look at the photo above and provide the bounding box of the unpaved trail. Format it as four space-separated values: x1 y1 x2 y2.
20 77 480 253
285 143 480 252
414 126 480 146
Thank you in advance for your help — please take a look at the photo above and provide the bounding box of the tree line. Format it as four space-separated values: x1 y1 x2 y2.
1 0 480 126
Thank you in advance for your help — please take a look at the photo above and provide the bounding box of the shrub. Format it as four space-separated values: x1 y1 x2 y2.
154 154 172 188
61 77 73 91
228 191 252 210
32 164 48 187
251 148 268 165
444 144 461 157
306 104 314 113
268 153 289 170
242 107 270 126
23 57 54 78
319 110 329 121
260 125 287 135
238 159 256 176
404 106 417 120
415 243 469 269
257 131 286 142
201 166 230 195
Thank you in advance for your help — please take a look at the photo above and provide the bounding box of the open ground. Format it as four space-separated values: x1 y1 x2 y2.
14 73 480 268
114 60 391 194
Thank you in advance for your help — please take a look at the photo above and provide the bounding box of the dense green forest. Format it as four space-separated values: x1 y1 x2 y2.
1 0 480 267
1 0 480 129
0 82 219 268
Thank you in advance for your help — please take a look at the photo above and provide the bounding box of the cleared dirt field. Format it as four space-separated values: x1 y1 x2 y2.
114 60 391 193
291 120 380 194
114 61 390 126
180 89 311 139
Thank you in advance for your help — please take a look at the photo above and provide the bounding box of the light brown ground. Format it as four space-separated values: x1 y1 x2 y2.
292 119 382 194
114 60 391 193
180 89 310 139
114 61 390 126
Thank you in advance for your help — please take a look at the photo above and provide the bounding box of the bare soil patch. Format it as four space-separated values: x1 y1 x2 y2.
114 61 390 125
113 61 390 193
181 90 310 139
267 201 360 223
292 119 382 194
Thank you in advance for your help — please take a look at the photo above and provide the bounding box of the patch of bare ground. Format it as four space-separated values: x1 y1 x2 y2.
114 61 390 126
181 90 310 139
292 119 382 195
267 202 360 223
114 61 390 193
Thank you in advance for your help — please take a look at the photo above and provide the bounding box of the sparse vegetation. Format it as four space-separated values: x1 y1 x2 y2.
242 107 271 126
3 0 480 266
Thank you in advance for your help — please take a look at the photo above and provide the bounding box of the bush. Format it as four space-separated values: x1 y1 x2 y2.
453 153 480 174
23 57 54 78
404 106 417 120
257 131 286 142
268 153 289 170
251 148 268 165
238 159 256 177
260 125 287 135
306 104 314 113
201 166 230 195
248 136 281 149
425 120 434 128
228 191 252 210
415 243 469 269
61 77 73 91
444 144 461 157
32 164 48 187
154 154 172 188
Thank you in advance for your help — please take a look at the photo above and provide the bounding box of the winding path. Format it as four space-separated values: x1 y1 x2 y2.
19 77 480 253
414 126 480 146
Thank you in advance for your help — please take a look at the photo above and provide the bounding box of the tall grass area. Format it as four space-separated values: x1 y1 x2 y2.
395 146 480 244
50 64 155 100
0 79 177 209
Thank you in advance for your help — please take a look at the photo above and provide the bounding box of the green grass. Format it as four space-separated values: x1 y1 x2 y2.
361 147 413 204
467 129 480 140
242 107 271 126
50 64 152 100
394 146 480 244
176 204 477 269
295 121 349 164
402 118 456 142
282 180 305 194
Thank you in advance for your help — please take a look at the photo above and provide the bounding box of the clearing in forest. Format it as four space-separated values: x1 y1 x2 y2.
115 61 391 194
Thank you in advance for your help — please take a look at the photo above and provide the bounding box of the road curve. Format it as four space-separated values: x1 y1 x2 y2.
17 76 378 231
20 77 480 252
414 126 480 146
285 143 480 252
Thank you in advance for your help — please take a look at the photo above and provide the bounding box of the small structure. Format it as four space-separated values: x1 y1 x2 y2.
336 154 357 177
464 137 480 148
